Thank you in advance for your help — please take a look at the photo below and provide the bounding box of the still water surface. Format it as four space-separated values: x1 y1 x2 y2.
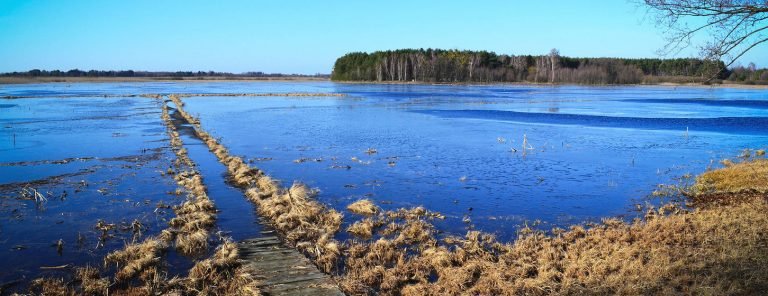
0 82 766 283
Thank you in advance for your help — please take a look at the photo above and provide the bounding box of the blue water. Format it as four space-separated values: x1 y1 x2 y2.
2 81 767 244
177 83 768 240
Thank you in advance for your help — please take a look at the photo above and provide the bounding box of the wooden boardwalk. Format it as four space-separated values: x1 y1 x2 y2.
238 230 344 296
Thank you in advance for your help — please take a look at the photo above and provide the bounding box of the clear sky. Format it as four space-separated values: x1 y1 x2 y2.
1 0 766 74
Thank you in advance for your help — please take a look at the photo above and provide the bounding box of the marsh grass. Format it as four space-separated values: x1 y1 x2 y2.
185 240 261 295
338 197 768 295
691 158 768 203
104 237 168 284
347 199 380 216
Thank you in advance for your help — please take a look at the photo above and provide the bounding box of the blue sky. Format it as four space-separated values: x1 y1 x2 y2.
1 0 766 74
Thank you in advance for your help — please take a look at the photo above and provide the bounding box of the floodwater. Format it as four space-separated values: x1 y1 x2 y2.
1 82 767 284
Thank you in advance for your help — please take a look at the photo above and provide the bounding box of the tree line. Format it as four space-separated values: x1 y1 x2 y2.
330 49 761 84
726 63 768 85
0 69 329 78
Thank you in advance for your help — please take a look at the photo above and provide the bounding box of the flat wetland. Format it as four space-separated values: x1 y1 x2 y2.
1 81 767 294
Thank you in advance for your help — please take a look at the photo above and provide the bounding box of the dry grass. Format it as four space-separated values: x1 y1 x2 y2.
185 240 261 295
75 266 110 295
162 100 218 256
347 199 380 216
104 237 168 283
28 278 75 296
39 237 261 295
336 197 768 295
691 159 768 201
347 218 384 238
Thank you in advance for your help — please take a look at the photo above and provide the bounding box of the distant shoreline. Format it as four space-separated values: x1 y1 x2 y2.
1 76 766 89
0 76 330 84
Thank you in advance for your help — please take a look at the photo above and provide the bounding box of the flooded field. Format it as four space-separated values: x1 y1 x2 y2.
178 83 768 238
1 81 767 291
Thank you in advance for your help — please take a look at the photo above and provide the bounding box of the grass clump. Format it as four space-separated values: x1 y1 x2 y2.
186 240 261 295
347 199 380 215
75 266 110 295
691 158 768 202
347 218 384 238
29 278 75 296
104 238 168 284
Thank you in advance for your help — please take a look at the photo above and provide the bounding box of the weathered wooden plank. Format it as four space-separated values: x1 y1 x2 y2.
238 235 344 296
265 280 345 296
239 242 284 250
246 260 312 271
241 237 282 245
241 249 299 259
258 273 330 286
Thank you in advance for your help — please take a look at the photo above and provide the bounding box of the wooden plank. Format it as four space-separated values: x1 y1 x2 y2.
258 272 329 286
238 236 344 296
246 260 313 271
265 283 344 296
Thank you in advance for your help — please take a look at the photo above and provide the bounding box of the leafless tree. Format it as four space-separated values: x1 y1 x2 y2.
641 0 768 75
549 48 560 83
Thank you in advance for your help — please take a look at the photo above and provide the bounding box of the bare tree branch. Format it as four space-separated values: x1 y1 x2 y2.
640 0 768 81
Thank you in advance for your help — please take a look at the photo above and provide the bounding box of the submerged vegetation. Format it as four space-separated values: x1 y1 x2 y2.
167 94 768 295
23 96 261 295
330 49 752 84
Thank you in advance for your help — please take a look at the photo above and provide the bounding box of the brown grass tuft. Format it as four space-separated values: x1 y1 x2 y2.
105 238 168 283
29 278 75 296
347 199 380 216
347 218 377 238
692 158 768 198
75 266 109 295
186 241 261 295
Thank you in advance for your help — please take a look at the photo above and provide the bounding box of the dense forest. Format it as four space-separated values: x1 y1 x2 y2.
0 69 328 78
330 49 763 84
